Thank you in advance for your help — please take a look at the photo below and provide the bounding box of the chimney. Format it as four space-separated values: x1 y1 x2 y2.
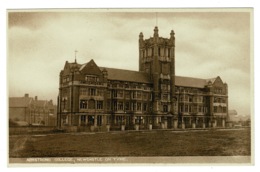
24 93 29 97
35 96 38 100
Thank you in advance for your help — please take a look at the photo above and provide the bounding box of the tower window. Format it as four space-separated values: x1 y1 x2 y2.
163 105 168 112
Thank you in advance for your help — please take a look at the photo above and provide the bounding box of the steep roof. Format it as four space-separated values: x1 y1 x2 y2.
175 76 208 88
100 67 151 83
9 97 33 108
33 100 47 107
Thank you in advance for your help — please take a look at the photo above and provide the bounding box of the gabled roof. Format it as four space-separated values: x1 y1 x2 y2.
175 76 208 88
9 97 33 108
33 100 47 107
80 59 102 75
100 67 151 83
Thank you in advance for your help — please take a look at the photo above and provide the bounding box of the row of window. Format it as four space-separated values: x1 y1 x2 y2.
108 90 152 100
214 106 227 113
214 88 223 94
214 97 226 103
179 95 204 103
80 88 103 96
108 83 151 90
62 76 70 83
179 105 207 113
141 47 171 57
80 100 103 110
107 101 149 112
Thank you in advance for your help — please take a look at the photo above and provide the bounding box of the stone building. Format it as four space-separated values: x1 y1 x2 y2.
57 26 228 130
9 94 57 126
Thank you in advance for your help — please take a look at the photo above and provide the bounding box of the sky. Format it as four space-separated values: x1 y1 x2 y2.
7 9 252 116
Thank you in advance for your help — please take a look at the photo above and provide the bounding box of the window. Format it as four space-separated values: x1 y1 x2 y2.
118 90 123 98
125 91 130 99
163 105 168 112
137 103 142 111
89 88 96 96
80 100 87 109
125 102 130 110
143 103 147 111
136 92 142 99
97 101 103 109
185 105 188 112
223 107 227 113
118 102 123 110
189 97 193 102
85 75 98 82
168 48 171 57
113 90 117 98
97 89 103 96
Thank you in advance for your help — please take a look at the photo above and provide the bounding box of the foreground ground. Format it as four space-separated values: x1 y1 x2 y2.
9 127 251 157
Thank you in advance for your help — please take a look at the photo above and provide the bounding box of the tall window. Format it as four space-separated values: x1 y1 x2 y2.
143 103 147 111
137 102 142 111
97 101 103 109
185 105 188 112
118 90 123 98
80 100 87 109
118 102 123 110
89 88 96 96
125 91 130 99
125 102 130 110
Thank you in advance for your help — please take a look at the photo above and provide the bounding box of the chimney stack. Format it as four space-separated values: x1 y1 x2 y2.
35 96 38 100
24 93 29 97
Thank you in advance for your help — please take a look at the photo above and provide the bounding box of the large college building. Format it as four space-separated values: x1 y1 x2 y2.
57 26 228 130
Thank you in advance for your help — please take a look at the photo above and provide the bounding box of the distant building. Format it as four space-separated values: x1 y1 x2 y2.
9 94 57 126
228 110 250 126
57 26 228 130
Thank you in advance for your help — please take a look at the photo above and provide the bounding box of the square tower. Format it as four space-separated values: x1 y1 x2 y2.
139 27 176 116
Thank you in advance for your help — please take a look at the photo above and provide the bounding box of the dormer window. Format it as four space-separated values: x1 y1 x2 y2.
85 75 98 82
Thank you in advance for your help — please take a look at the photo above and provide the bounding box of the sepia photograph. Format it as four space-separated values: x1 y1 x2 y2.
7 8 253 165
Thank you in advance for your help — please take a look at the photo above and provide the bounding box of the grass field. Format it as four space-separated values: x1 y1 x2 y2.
9 128 251 157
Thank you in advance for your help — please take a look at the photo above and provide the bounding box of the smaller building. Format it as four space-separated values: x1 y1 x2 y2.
9 94 57 126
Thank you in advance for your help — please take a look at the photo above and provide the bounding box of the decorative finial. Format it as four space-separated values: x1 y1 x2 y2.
154 26 159 37
74 50 78 63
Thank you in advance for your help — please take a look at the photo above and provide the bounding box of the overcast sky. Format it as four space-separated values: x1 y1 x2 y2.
8 10 251 116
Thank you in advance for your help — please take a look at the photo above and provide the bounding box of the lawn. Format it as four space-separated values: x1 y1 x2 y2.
9 128 251 158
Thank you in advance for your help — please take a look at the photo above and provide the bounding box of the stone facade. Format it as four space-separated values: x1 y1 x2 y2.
57 26 228 130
